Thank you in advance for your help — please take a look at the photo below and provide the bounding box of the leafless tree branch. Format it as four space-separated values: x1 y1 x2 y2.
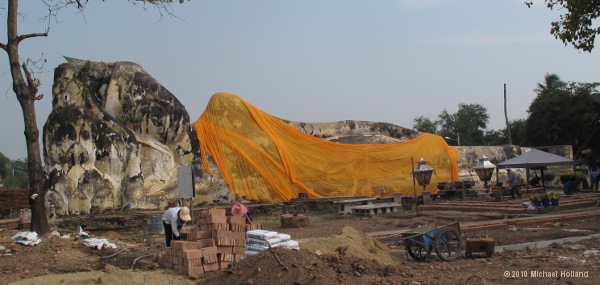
16 33 48 44
21 62 36 93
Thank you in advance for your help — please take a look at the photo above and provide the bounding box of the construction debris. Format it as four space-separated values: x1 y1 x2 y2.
280 213 310 228
157 207 253 277
11 231 41 246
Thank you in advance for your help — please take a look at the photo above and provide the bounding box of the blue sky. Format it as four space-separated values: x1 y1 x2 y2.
1 0 599 159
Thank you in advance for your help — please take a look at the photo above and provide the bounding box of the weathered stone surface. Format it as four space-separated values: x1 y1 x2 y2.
43 58 200 214
40 59 573 215
285 120 420 143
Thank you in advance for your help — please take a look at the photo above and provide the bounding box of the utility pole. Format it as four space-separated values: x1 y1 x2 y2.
504 83 513 145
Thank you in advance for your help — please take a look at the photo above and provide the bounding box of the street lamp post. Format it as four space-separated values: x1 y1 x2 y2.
412 158 435 209
474 155 496 190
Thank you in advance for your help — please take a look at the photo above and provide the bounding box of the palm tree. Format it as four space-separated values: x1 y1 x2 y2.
534 73 566 95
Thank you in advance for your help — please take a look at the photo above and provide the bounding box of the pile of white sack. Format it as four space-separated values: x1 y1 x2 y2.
245 229 299 258
11 232 41 246
76 226 117 250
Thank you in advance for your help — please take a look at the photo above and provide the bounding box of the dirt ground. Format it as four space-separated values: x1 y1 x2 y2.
1 199 600 285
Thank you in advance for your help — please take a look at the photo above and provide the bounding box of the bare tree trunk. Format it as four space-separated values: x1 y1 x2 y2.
504 83 512 145
18 97 48 234
2 0 49 234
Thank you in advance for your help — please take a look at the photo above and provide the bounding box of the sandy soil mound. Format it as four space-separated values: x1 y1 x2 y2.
300 226 400 264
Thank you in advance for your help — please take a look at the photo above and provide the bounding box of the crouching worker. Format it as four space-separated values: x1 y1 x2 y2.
162 206 192 247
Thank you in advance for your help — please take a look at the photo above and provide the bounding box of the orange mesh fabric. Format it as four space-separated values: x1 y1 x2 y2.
194 92 459 202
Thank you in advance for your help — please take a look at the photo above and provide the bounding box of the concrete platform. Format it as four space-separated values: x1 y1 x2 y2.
352 202 402 216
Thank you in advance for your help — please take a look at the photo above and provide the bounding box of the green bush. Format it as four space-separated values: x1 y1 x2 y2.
559 171 587 188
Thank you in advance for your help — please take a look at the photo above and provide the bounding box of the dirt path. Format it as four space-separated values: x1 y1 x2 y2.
1 198 600 285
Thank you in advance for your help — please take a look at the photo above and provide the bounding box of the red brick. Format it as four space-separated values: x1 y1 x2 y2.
228 216 246 224
219 261 232 270
201 246 218 256
229 223 246 232
181 241 199 250
170 240 184 249
217 246 233 254
197 238 215 248
184 249 202 259
203 262 220 272
232 246 246 255
186 266 204 277
195 230 212 239
212 230 232 238
197 208 226 217
202 254 218 264
200 215 227 224
232 231 245 240
465 237 495 257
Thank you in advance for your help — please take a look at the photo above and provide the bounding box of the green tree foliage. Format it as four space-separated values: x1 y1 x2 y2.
437 103 489 146
506 119 527 146
483 129 505 146
412 74 599 153
526 0 600 52
525 74 600 165
486 119 527 146
0 152 9 179
412 115 437 134
3 159 29 188
0 153 29 188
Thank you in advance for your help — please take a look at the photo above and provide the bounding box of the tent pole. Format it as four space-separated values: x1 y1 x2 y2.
541 168 546 193
495 167 499 186
526 168 530 194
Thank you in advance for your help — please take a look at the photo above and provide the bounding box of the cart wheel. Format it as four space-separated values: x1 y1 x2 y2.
434 229 461 261
406 245 433 261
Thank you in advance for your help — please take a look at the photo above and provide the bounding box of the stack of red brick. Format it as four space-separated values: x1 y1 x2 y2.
157 207 261 277
0 189 29 210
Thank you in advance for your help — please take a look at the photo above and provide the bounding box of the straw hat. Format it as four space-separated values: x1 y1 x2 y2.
179 207 192 222
231 203 248 217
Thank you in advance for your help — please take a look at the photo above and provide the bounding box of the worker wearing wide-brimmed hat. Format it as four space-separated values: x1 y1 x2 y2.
162 206 192 247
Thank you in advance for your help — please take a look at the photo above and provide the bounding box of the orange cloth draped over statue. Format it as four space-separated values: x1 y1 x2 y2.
194 92 459 202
